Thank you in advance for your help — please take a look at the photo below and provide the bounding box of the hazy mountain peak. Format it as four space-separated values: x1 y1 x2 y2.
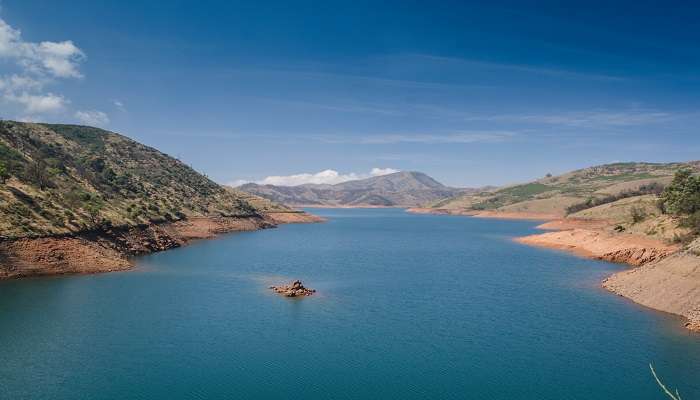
239 170 463 207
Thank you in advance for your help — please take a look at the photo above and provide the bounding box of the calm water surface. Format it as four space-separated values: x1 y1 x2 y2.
0 208 698 399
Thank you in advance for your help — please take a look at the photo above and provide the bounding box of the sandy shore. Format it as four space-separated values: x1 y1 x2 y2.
516 225 699 332
407 207 560 220
0 211 322 280
292 204 403 209
603 252 700 332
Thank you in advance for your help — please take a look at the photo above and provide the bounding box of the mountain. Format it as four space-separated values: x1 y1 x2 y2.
420 161 700 219
0 121 292 239
238 171 468 207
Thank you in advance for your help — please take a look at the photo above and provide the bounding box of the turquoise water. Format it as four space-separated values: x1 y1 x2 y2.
0 208 698 399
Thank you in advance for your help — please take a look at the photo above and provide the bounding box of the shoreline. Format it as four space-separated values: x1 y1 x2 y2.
406 207 561 220
0 211 324 280
291 204 405 209
407 207 700 332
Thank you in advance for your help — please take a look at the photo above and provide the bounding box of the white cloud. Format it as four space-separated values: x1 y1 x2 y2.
75 110 110 126
0 74 43 91
318 131 516 145
0 18 85 78
260 169 361 186
9 92 68 113
370 167 399 176
230 167 400 187
0 16 85 119
113 99 125 110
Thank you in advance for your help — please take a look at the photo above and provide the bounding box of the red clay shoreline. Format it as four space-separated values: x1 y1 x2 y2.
0 211 324 280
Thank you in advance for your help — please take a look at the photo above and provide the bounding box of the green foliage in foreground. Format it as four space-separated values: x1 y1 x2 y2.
660 169 700 235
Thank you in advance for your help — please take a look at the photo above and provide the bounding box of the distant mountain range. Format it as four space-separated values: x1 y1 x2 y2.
238 171 474 207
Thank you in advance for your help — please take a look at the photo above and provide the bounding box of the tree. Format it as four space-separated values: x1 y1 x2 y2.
660 168 700 235
660 168 700 215
84 199 105 226
26 159 52 190
0 161 8 184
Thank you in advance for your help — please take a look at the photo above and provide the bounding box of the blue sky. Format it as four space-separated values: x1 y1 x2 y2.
1 1 699 187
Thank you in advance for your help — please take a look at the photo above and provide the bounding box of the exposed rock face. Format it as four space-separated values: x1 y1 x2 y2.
269 280 316 297
515 229 678 266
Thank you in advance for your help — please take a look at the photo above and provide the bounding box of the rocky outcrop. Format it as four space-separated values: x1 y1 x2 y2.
269 280 316 297
600 247 674 266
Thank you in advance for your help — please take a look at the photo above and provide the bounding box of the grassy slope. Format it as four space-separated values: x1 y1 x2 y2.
427 162 700 216
0 121 284 239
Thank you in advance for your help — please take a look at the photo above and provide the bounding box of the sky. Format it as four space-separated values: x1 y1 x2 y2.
1 1 699 187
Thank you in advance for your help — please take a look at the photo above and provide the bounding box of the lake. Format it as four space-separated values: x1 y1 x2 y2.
0 208 698 399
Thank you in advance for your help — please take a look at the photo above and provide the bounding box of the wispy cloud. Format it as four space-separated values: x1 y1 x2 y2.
255 97 403 116
230 167 399 187
223 66 493 92
316 131 516 145
408 54 626 82
464 109 675 128
75 110 110 126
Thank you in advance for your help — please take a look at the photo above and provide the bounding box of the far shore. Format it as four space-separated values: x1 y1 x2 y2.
293 204 405 209
406 207 700 333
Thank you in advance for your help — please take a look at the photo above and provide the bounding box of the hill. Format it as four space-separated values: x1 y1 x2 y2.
0 121 318 278
419 162 700 332
420 162 700 217
239 171 468 207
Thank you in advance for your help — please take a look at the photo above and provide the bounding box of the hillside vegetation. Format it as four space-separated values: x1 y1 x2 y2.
426 162 700 217
0 121 283 239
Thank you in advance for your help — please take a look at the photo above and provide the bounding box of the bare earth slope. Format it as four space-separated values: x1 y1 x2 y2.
0 121 321 279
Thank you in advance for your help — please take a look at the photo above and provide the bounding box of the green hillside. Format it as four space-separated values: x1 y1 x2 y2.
427 162 700 216
0 121 281 239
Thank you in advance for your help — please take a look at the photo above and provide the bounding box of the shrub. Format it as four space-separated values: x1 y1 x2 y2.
0 161 8 183
566 182 666 215
630 206 647 223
